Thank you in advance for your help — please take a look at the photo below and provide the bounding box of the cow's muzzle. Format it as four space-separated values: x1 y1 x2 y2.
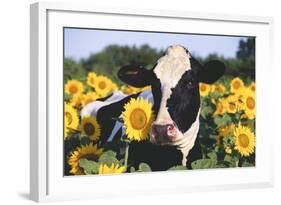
150 121 177 144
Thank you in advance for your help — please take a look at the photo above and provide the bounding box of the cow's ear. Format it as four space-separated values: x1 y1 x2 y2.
198 60 225 84
118 64 154 88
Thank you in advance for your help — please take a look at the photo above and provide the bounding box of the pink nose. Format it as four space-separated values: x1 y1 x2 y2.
151 123 177 139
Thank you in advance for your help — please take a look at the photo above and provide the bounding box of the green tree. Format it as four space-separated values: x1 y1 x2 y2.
80 44 163 85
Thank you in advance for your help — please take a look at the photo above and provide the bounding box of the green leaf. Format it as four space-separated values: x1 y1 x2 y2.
216 160 232 168
78 159 99 174
209 91 221 99
191 159 217 169
130 166 136 173
200 106 213 119
98 151 119 167
138 163 152 172
168 165 187 170
207 152 217 161
224 155 238 167
214 114 232 127
242 162 254 167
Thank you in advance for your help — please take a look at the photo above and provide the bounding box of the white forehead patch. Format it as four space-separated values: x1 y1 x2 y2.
154 45 191 88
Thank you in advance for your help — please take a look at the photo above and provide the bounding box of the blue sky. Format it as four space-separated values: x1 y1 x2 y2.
64 28 248 61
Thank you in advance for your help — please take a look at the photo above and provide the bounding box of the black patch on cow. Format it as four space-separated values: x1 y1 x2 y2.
128 141 183 171
150 74 162 116
166 70 200 133
199 60 226 84
96 93 140 143
186 135 202 169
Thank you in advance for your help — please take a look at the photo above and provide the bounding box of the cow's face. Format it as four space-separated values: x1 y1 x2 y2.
118 45 225 146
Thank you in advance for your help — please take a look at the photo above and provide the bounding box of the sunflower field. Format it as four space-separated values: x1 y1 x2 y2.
64 68 256 175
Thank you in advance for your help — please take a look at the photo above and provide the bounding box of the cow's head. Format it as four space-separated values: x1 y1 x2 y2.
118 45 225 146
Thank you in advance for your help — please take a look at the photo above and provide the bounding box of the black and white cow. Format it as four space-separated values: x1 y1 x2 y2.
81 45 225 171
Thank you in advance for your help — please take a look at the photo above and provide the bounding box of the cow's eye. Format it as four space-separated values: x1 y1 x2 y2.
186 80 194 89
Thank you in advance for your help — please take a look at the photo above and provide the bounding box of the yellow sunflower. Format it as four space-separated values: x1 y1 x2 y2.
70 94 84 110
64 103 79 139
65 79 84 95
225 146 232 154
87 72 98 88
213 98 227 115
122 98 155 141
98 163 125 175
234 124 255 157
68 143 103 175
80 115 101 141
216 123 235 147
211 83 226 94
248 82 256 92
230 77 244 93
241 88 256 119
199 83 211 97
111 82 119 92
226 95 238 114
82 92 99 106
94 75 114 97
218 123 235 138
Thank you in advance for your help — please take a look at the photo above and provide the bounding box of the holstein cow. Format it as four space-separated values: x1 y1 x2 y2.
81 45 225 171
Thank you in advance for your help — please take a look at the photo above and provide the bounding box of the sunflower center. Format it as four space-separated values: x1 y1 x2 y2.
246 97 255 110
238 134 249 148
83 122 95 136
65 112 72 125
129 108 147 130
233 81 241 90
98 81 106 90
200 84 206 92
69 84 78 94
229 103 236 111
83 154 98 161
90 77 95 84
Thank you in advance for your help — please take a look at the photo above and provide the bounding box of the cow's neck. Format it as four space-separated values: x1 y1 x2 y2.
174 110 200 165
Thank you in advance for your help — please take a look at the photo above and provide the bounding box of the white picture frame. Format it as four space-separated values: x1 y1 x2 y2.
30 2 274 202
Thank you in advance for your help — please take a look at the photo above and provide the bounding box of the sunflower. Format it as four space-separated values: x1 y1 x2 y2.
121 86 141 94
241 88 256 119
70 94 84 110
211 83 226 94
248 82 256 92
225 146 232 154
199 83 211 97
226 95 238 114
80 115 101 141
230 77 244 93
98 163 125 175
122 98 155 141
218 123 235 138
82 92 98 106
68 143 103 175
94 75 114 97
216 124 235 147
65 79 84 96
87 72 97 88
111 82 119 92
64 103 79 139
234 124 255 157
213 98 227 115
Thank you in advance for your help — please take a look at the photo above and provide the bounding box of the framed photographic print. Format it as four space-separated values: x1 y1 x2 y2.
30 2 274 202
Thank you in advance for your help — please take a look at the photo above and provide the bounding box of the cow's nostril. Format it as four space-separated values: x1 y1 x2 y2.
167 124 174 131
152 123 177 138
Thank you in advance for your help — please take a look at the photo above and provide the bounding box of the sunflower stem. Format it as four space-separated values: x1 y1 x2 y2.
124 142 129 172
